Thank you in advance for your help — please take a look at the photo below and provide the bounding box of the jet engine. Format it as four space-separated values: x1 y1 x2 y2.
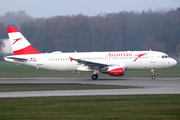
108 66 125 76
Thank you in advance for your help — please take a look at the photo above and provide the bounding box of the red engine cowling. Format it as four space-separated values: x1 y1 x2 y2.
108 67 125 76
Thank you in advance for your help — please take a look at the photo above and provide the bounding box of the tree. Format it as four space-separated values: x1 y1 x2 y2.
0 23 7 53
5 9 180 53
176 44 180 53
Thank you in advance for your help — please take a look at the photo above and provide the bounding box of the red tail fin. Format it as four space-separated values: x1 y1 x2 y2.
7 27 41 55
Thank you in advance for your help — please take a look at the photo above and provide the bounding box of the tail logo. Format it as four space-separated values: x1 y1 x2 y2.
13 38 22 45
133 53 147 62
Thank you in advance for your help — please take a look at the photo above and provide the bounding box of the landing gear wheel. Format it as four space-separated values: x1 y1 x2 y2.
151 68 156 80
151 75 156 80
92 74 98 80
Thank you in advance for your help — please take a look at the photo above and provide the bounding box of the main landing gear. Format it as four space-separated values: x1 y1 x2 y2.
92 74 98 80
151 68 156 80
92 70 99 80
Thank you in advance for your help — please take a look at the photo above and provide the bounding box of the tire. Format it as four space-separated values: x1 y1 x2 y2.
92 74 98 80
151 75 156 80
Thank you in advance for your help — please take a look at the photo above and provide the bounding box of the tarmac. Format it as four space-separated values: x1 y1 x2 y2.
0 78 180 98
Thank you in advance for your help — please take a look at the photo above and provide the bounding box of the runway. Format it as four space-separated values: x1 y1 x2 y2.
0 78 180 98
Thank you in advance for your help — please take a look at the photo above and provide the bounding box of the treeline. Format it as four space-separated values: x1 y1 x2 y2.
0 9 180 53
0 11 33 52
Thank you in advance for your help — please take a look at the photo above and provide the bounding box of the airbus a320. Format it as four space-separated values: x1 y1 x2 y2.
4 27 177 80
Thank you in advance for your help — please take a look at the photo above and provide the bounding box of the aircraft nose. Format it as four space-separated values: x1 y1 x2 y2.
171 58 177 66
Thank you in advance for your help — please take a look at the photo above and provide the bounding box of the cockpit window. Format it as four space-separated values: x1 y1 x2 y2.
162 55 170 59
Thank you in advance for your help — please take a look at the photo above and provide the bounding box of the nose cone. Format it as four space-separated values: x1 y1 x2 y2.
171 58 177 66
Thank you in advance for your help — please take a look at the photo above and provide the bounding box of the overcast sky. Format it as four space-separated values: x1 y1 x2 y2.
0 0 180 18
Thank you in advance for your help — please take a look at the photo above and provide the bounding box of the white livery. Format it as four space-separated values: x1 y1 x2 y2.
5 27 177 80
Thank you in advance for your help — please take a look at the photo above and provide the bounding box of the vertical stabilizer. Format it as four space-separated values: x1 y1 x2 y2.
6 27 41 55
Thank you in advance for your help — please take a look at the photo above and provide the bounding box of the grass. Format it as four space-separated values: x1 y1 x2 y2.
0 94 180 120
0 84 138 92
0 62 179 119
0 61 180 78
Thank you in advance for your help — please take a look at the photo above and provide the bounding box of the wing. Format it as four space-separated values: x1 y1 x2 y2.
69 57 108 70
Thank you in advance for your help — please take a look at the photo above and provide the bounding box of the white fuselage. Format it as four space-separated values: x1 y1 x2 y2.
5 51 177 72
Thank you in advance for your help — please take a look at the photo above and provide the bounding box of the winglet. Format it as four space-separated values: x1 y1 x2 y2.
69 57 74 62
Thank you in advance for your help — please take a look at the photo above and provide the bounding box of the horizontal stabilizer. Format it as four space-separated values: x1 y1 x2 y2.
5 56 28 62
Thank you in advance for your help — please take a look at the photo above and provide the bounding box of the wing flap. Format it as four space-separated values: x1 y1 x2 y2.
70 57 108 69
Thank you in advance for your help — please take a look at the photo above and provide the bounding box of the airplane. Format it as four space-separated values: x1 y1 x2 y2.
4 27 177 80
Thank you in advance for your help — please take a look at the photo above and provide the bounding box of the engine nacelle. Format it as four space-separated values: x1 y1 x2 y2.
108 66 125 76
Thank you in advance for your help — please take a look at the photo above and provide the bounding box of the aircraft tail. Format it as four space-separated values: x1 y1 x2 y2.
6 27 41 55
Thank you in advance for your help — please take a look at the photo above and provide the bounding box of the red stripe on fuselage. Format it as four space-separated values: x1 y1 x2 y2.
7 27 19 33
13 45 41 55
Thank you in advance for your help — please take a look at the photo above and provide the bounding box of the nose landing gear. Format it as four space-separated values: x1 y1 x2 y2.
151 68 156 80
151 75 156 80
